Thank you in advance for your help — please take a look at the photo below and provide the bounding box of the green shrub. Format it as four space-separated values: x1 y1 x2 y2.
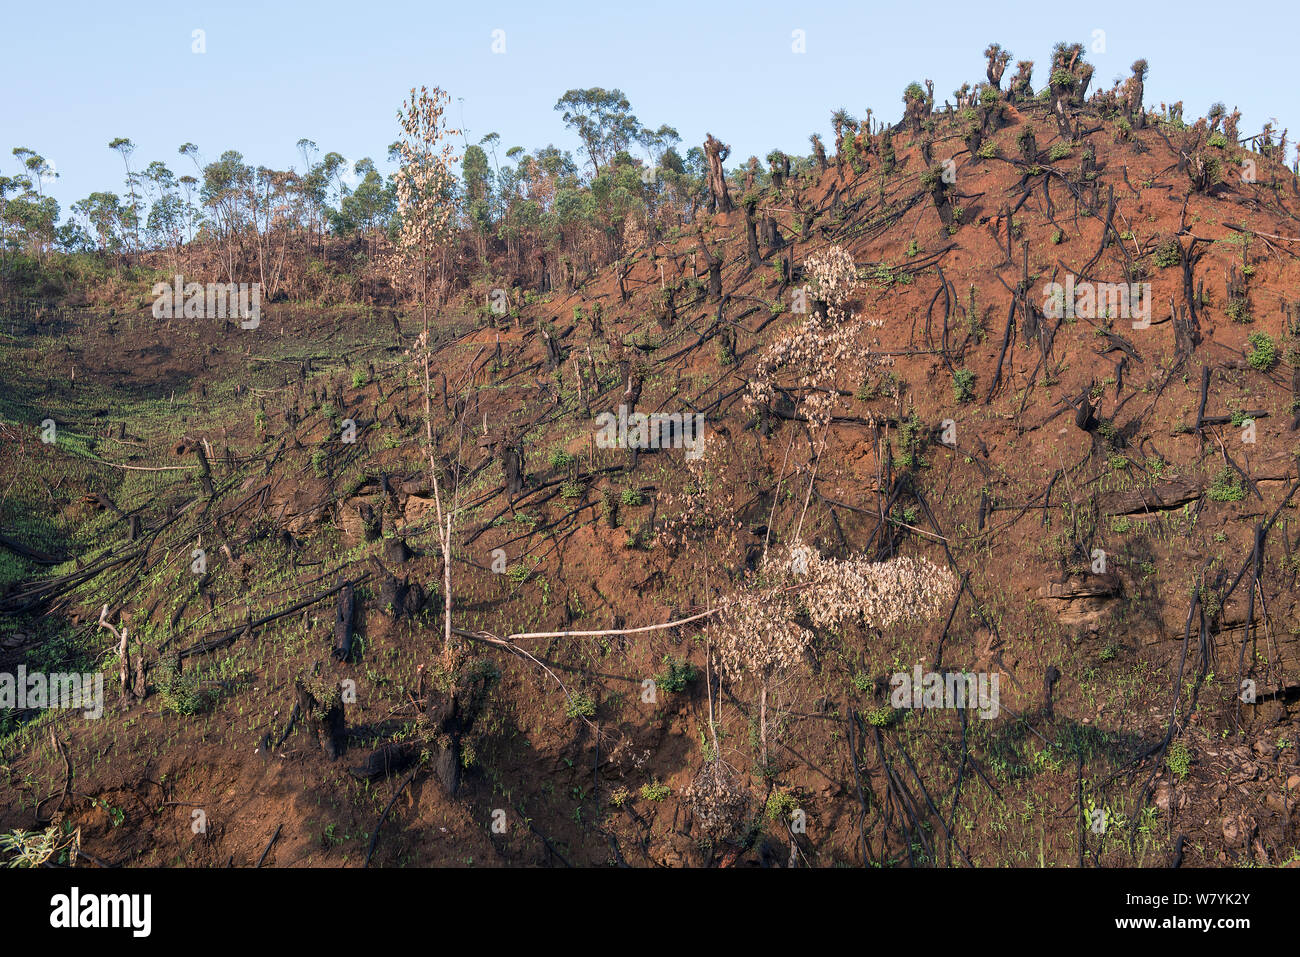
953 368 976 403
1206 467 1245 502
158 658 210 715
865 706 895 727
1166 740 1191 778
640 780 670 802
565 693 597 719
765 789 799 822
1247 331 1276 370
655 656 697 694
1153 239 1181 268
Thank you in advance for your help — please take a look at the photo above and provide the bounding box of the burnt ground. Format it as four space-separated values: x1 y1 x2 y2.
2 98 1300 868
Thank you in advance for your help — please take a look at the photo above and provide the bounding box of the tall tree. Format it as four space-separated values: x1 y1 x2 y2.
462 143 493 258
554 87 642 176
71 191 126 255
392 85 462 659
108 138 141 259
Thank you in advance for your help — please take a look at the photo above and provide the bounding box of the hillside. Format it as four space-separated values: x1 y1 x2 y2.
2 55 1300 869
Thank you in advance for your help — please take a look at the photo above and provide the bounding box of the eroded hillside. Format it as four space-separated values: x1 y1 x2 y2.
3 69 1300 868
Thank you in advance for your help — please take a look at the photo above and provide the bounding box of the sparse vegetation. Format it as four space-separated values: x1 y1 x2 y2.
0 35 1293 878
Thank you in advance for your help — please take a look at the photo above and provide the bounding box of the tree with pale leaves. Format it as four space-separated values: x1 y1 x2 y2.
391 85 463 659
706 541 958 767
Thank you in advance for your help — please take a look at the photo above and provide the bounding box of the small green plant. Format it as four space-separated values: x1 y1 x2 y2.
865 705 895 727
1153 239 1181 268
1246 331 1276 370
0 825 79 867
953 368 976 403
549 448 575 470
311 450 328 477
640 780 670 802
1048 142 1071 161
1165 739 1192 778
765 789 799 822
620 488 643 507
351 370 366 389
565 692 597 719
1206 467 1245 502
655 656 697 694
893 410 927 469
158 657 209 715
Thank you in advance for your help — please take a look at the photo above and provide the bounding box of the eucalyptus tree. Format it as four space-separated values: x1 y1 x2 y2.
201 150 255 282
71 191 126 256
554 87 643 177
461 143 494 259
108 138 142 258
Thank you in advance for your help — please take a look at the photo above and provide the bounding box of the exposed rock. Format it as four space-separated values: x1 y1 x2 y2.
1038 573 1120 627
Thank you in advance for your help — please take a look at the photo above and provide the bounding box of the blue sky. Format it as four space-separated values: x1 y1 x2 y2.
3 0 1294 215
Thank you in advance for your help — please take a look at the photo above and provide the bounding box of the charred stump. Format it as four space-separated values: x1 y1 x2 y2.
704 133 734 214
332 583 355 662
296 679 347 760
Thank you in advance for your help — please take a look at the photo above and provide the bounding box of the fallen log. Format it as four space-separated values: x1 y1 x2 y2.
179 575 366 660
1098 478 1203 515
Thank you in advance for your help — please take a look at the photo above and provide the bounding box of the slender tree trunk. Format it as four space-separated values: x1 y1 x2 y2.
419 251 454 658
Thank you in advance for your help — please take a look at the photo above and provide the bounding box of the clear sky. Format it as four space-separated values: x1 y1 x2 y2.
3 0 1294 215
